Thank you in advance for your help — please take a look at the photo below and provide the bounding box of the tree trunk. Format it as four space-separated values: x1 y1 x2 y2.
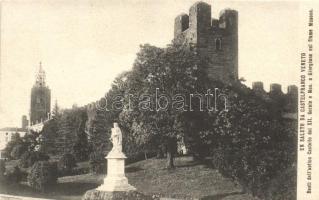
166 138 176 169
156 148 164 159
166 150 174 169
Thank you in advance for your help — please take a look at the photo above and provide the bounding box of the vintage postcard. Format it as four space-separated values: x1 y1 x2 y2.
0 0 318 200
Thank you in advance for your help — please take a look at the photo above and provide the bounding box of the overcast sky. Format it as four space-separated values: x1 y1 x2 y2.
0 0 301 127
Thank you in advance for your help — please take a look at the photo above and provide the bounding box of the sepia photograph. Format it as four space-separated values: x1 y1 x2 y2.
0 0 317 200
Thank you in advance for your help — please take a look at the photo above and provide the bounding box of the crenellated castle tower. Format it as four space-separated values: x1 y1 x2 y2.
174 2 297 115
174 2 238 82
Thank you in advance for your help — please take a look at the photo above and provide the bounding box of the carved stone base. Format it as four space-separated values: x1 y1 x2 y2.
82 189 153 200
97 175 136 191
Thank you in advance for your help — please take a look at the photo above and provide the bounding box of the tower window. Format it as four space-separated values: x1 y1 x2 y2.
215 38 222 51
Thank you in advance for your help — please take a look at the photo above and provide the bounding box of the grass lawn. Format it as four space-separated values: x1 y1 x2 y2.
1 157 259 200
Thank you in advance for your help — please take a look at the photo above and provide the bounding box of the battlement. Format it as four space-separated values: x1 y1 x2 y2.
174 2 238 41
173 1 238 82
251 82 287 94
251 82 298 116
270 83 283 94
251 82 298 96
174 2 237 36
219 9 238 34
252 81 264 91
174 13 189 37
211 18 219 29
188 2 211 46
287 85 298 96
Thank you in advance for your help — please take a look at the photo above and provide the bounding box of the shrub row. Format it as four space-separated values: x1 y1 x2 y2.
1 152 82 192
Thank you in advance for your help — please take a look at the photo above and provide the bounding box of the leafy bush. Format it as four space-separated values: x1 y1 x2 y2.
264 165 297 200
0 161 25 184
6 166 24 183
57 153 77 176
3 133 23 159
19 151 50 168
89 151 106 174
192 86 297 199
3 132 39 160
0 160 5 182
72 138 91 162
10 144 27 160
27 161 58 192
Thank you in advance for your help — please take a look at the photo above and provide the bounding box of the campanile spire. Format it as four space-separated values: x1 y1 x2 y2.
35 61 46 87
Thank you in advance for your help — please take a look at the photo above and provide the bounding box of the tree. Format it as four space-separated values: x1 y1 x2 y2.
40 118 58 154
4 131 39 160
0 160 5 182
58 153 77 175
86 71 131 155
10 144 27 159
55 107 87 155
22 132 39 152
191 83 297 198
72 110 90 161
28 161 58 192
52 99 60 118
118 43 208 168
3 133 22 159
87 108 110 153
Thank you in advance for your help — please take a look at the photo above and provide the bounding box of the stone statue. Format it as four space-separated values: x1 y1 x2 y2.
111 123 122 152
93 122 136 192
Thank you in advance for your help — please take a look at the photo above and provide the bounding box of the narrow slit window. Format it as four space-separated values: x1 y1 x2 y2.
215 38 222 51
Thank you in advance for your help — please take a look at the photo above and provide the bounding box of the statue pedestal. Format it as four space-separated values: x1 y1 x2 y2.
96 150 136 192
83 123 152 200
82 190 153 200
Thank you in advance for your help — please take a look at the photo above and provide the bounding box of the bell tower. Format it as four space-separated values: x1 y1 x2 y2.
35 62 46 87
30 62 51 125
